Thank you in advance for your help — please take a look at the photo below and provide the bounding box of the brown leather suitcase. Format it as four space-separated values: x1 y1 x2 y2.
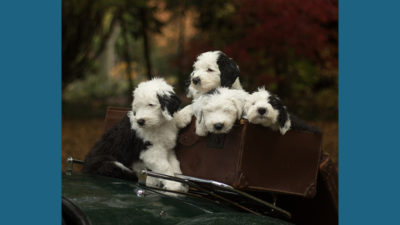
175 118 323 198
103 106 132 132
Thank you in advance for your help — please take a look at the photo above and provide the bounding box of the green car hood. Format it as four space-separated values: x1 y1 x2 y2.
62 173 293 225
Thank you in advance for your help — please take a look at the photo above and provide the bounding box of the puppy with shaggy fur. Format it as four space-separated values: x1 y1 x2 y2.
186 50 243 99
193 88 249 136
83 78 192 192
244 87 291 135
244 87 321 135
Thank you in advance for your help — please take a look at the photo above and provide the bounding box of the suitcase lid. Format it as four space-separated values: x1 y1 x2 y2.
241 123 322 197
177 118 322 198
104 107 131 132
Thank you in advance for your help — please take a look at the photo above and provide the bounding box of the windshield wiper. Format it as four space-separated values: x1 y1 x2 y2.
140 170 291 219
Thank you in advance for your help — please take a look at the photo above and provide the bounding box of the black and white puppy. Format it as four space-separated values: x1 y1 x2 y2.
186 50 243 99
83 78 192 192
244 87 321 135
193 88 249 136
244 87 291 135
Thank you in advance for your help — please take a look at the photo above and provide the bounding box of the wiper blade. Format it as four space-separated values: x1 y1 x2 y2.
141 170 291 219
177 173 292 219
141 170 262 215
176 174 234 189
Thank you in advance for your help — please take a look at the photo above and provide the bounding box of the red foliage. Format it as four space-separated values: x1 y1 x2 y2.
185 0 338 84
233 0 337 64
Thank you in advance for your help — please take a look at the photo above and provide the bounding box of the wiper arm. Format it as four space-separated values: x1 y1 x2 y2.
176 174 234 189
141 170 262 215
141 170 291 219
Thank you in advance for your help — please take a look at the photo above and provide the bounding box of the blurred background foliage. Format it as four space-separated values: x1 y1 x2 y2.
62 0 338 168
62 0 337 120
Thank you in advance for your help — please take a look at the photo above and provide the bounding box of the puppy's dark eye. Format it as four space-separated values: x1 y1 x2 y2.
252 102 255 105
133 111 136 116
207 68 214 72
148 104 154 107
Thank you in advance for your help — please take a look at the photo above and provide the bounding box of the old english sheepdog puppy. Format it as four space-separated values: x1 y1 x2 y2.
244 87 291 135
83 78 192 192
186 50 243 99
244 87 321 135
193 88 249 136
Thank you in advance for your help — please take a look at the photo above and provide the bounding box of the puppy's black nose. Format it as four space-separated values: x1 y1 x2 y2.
192 77 201 85
258 107 267 115
214 123 224 131
137 119 145 126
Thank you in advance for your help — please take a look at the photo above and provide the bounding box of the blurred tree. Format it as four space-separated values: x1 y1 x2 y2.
120 18 135 100
62 0 118 90
182 0 338 120
62 0 163 92
63 0 338 120
116 0 163 98
164 0 188 93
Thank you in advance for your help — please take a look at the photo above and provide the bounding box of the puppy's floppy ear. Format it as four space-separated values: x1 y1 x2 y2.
242 104 248 119
197 110 203 123
157 91 181 120
279 114 291 135
184 78 191 97
268 94 290 135
217 52 240 88
194 109 208 136
230 98 245 119
185 73 193 98
228 90 248 119
193 102 203 123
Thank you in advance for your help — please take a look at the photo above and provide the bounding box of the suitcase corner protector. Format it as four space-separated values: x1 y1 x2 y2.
304 182 317 198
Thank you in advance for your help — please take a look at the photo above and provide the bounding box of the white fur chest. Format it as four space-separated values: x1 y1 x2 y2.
128 111 178 151
138 122 178 150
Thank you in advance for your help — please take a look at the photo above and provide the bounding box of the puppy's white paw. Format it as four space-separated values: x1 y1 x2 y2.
163 180 187 193
145 176 162 188
175 105 194 128
195 127 208 136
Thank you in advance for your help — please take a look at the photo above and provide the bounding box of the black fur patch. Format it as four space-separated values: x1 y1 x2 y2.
217 52 240 88
184 78 191 96
157 91 181 116
83 114 152 180
290 114 322 135
205 88 220 95
268 95 289 128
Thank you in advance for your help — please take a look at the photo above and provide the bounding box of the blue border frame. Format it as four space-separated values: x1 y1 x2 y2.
340 1 400 224
0 1 61 224
1 0 400 224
